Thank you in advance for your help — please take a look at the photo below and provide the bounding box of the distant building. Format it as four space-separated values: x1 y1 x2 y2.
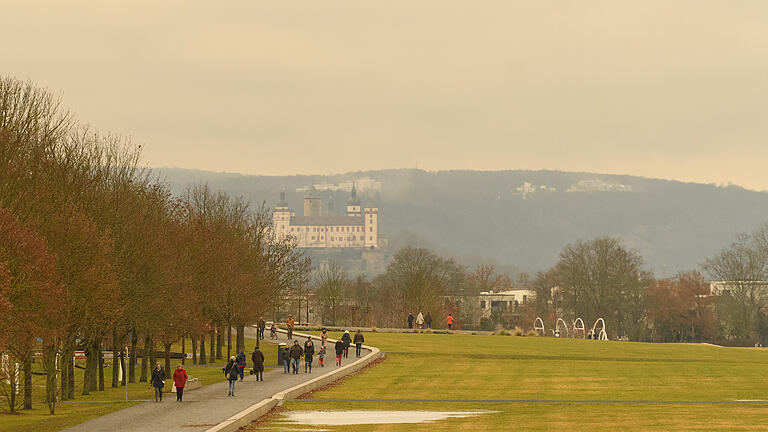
567 179 632 193
273 185 379 249
515 182 556 199
709 280 768 296
477 289 536 316
296 177 382 193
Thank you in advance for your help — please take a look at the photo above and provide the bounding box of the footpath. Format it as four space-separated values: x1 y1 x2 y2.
62 328 374 432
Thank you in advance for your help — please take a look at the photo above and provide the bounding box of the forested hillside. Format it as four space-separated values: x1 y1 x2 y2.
157 168 768 276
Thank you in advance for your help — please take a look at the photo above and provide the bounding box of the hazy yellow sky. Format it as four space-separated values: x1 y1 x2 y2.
3 1 767 189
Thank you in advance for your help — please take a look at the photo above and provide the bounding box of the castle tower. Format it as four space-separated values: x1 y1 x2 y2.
303 187 323 217
346 183 361 217
273 190 291 238
364 206 378 249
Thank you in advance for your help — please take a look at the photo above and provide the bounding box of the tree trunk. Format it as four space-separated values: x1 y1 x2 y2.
60 344 70 401
216 329 222 360
199 334 207 365
236 325 245 352
87 341 98 392
209 329 215 362
148 338 156 372
164 343 172 377
227 320 232 360
82 344 91 395
23 355 32 410
192 335 198 365
140 334 149 382
129 332 137 383
67 354 75 399
43 343 57 414
181 335 186 366
111 330 119 388
97 339 105 391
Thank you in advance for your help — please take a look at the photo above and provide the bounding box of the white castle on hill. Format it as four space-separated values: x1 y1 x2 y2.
272 185 379 249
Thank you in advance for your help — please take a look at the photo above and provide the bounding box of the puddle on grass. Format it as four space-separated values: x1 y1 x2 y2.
280 410 493 426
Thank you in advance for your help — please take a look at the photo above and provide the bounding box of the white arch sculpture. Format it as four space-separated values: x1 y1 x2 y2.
572 318 586 339
555 318 569 338
533 317 545 336
591 318 608 340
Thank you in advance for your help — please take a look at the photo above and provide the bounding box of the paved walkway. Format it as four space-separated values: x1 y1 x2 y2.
63 329 370 432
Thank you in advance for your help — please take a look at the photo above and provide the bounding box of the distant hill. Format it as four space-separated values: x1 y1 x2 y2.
154 167 768 277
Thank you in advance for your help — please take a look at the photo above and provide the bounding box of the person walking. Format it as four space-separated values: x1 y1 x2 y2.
446 313 454 330
416 312 425 329
318 345 326 367
225 356 238 396
236 349 247 381
172 364 188 402
286 315 295 340
341 330 351 358
304 337 315 373
258 317 266 340
282 344 291 373
407 312 414 329
334 338 344 366
151 363 166 402
425 312 433 329
251 346 264 381
270 323 278 340
321 328 328 347
353 329 365 358
289 340 303 374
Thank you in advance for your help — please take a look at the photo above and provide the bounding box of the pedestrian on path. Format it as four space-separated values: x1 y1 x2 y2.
151 363 166 402
425 312 433 329
258 317 266 340
282 344 291 373
334 339 344 366
341 330 351 358
353 329 364 358
236 349 247 381
286 314 295 340
304 337 315 373
321 328 328 347
408 312 414 329
225 356 238 396
416 312 425 329
289 340 303 374
318 345 326 367
446 313 454 330
173 364 188 402
251 346 264 381
270 324 278 340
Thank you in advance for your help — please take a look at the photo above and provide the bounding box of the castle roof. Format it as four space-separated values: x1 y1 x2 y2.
346 183 361 206
290 215 363 226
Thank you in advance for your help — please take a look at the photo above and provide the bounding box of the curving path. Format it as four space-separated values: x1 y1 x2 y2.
62 328 372 432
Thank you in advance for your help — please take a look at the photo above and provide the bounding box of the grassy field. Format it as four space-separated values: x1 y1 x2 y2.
0 336 272 432
252 332 768 431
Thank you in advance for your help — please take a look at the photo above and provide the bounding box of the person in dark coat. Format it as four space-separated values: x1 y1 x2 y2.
304 337 315 373
282 344 291 373
172 364 188 402
258 317 266 340
225 356 238 396
425 312 433 329
151 363 166 402
353 330 365 358
334 339 344 366
407 312 414 329
251 347 265 381
341 330 351 358
289 340 303 374
236 349 247 381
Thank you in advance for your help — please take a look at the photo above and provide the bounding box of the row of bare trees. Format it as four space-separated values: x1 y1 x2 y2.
0 77 309 414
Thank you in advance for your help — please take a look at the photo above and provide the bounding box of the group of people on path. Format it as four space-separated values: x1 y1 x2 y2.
150 363 188 402
281 328 366 373
407 312 454 330
223 345 265 397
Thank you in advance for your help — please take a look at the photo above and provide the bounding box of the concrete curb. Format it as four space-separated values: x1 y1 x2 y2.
204 329 381 432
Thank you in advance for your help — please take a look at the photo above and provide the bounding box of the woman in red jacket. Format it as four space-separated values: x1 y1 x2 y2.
173 364 188 402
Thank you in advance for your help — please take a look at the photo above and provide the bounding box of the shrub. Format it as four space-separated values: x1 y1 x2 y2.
513 326 524 336
526 330 539 337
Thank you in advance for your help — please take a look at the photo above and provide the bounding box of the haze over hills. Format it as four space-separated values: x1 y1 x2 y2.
156 167 768 277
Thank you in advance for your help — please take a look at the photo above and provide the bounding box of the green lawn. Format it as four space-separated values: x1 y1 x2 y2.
252 332 768 431
0 336 272 432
